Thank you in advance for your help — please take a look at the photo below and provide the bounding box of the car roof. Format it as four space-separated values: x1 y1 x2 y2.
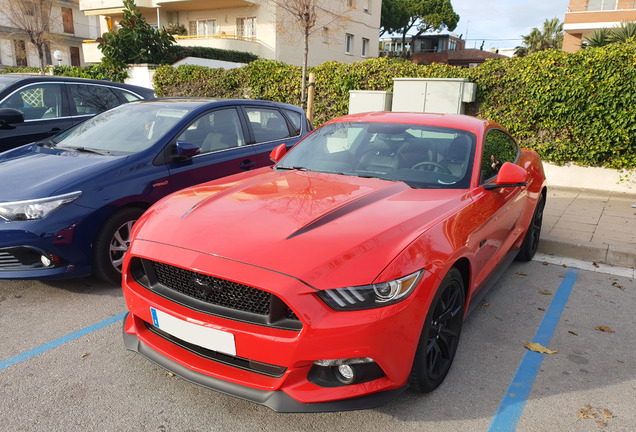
329 111 495 134
134 97 306 112
0 73 154 96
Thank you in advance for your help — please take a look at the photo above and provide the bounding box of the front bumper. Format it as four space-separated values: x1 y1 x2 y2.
122 240 441 411
123 314 407 413
0 206 94 279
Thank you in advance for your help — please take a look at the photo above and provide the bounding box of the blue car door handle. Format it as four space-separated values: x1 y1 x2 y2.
240 160 256 170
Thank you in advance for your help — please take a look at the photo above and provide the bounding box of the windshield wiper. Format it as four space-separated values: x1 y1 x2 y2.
276 165 309 171
60 146 110 155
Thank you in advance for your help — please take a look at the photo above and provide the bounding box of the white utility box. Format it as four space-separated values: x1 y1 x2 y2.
391 78 477 114
348 90 393 114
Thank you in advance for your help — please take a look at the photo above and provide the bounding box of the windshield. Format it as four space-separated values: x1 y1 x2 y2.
56 103 189 154
277 122 476 189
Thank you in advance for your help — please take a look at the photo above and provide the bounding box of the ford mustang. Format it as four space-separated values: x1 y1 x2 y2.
121 112 546 412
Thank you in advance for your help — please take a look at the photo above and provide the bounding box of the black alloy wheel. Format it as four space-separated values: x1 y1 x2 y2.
516 192 545 262
410 267 465 393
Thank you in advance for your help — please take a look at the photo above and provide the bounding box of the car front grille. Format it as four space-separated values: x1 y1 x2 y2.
131 258 302 331
0 247 48 270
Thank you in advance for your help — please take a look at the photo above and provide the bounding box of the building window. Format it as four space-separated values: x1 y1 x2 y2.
14 40 27 67
345 33 353 54
236 17 257 38
70 47 80 67
587 0 617 10
361 38 369 57
62 7 74 34
346 0 353 7
188 20 217 36
363 0 371 13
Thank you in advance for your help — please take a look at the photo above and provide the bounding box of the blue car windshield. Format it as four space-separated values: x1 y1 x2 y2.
277 122 477 189
56 103 190 154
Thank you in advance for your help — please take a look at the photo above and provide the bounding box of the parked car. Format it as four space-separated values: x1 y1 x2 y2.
0 74 155 152
121 112 547 412
0 98 310 283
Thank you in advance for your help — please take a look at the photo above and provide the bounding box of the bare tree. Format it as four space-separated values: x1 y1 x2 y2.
1 0 55 74
262 0 351 107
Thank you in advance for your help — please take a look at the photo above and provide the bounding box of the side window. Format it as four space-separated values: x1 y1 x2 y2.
176 108 245 154
481 129 519 182
245 108 291 143
69 84 120 115
283 109 302 136
112 88 143 102
0 84 64 120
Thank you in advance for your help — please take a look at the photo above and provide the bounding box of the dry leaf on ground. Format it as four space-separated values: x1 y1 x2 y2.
538 290 552 295
595 325 615 333
524 342 558 354
568 331 578 336
516 272 527 276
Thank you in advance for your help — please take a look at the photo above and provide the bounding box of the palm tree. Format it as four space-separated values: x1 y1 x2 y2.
583 28 612 48
608 21 636 43
583 21 636 48
515 18 563 56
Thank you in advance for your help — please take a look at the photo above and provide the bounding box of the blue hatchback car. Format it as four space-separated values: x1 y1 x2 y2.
0 98 311 283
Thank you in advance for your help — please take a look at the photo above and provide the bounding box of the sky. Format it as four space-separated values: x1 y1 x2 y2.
446 0 572 51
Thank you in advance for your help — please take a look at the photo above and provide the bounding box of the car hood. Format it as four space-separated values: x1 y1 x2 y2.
136 169 470 289
0 144 126 201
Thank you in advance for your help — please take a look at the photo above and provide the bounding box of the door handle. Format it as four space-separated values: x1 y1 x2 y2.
240 160 256 170
50 127 61 133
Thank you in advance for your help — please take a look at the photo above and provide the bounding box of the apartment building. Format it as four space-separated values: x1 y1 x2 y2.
0 0 99 68
563 0 636 51
79 0 380 66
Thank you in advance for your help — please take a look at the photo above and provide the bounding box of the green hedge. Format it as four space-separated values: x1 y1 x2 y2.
0 66 40 74
51 65 128 83
162 45 259 65
154 43 636 169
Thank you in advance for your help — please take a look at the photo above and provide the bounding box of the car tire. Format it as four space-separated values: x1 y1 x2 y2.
516 192 545 262
409 267 465 393
93 207 144 284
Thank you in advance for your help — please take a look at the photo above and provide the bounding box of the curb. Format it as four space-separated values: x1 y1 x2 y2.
538 236 636 269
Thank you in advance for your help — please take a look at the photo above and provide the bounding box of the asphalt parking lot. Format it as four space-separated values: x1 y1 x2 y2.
1 258 634 432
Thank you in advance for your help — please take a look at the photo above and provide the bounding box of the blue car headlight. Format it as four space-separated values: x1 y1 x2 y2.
0 191 82 222
317 270 424 311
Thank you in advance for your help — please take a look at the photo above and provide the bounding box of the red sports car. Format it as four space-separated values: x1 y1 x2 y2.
121 112 546 412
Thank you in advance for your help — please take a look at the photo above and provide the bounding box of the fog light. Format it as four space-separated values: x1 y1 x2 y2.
336 364 355 384
40 255 52 267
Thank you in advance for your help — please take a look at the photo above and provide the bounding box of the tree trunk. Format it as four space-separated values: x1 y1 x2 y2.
301 26 309 110
32 37 46 75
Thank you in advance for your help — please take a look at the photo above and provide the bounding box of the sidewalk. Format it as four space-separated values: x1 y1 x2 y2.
538 186 636 270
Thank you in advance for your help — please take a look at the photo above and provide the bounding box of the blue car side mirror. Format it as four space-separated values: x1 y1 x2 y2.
176 141 201 159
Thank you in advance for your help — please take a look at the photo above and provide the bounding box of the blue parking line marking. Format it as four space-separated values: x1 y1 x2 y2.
487 269 579 432
0 312 127 372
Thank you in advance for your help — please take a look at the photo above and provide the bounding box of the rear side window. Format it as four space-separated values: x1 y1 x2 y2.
245 108 291 143
112 88 143 102
481 129 519 182
283 109 302 136
69 84 120 115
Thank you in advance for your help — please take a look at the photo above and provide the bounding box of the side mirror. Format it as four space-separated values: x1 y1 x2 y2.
0 108 25 129
270 143 287 163
175 141 201 159
484 162 527 190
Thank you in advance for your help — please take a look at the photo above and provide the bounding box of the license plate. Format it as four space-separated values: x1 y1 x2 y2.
151 308 236 356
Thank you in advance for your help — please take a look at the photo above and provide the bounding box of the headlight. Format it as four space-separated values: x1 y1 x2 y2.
0 191 82 222
317 270 424 311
